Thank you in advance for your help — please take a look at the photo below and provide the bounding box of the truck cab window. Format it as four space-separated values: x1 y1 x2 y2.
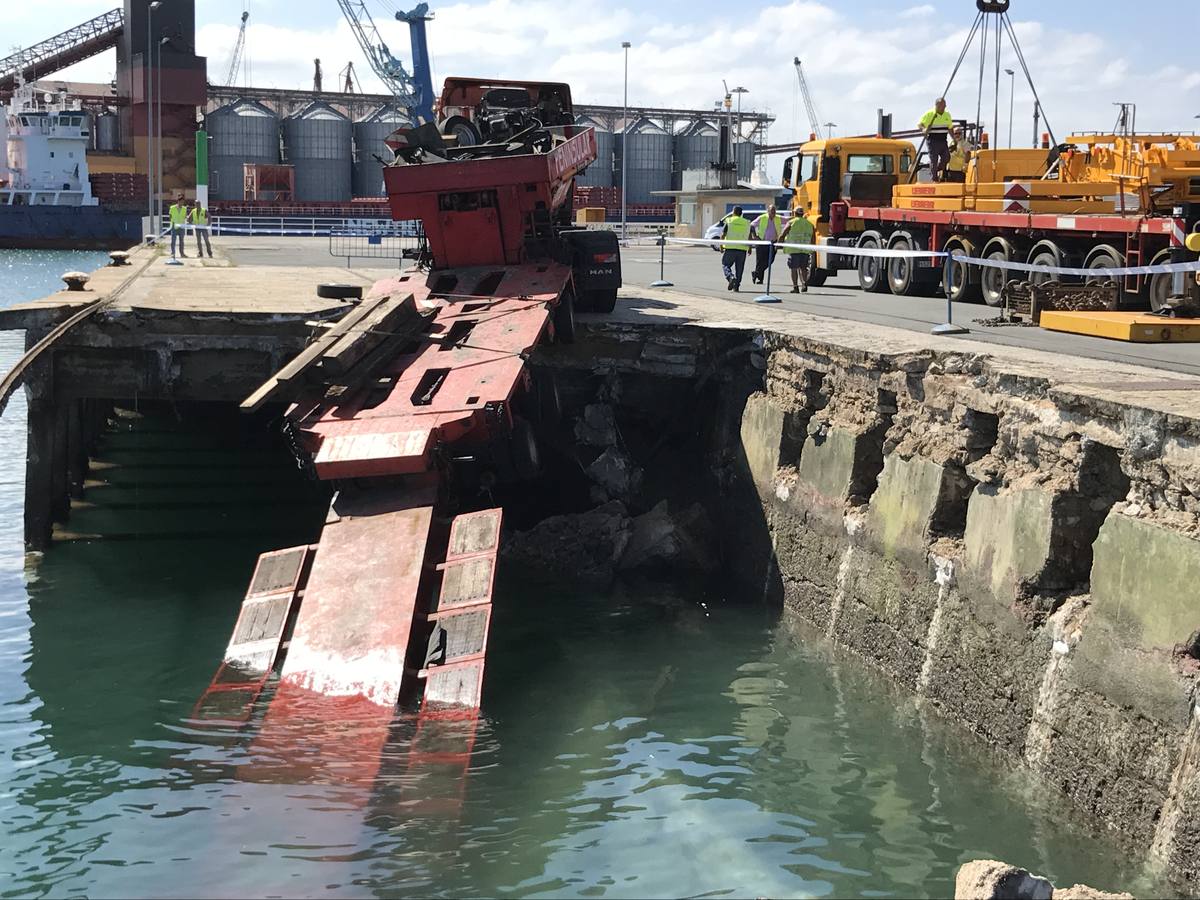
847 154 893 174
798 153 820 182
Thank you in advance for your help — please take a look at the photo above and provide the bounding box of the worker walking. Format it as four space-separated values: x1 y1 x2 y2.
190 200 213 258
720 205 752 292
919 97 954 182
749 204 784 285
779 209 815 293
945 126 968 183
168 195 189 258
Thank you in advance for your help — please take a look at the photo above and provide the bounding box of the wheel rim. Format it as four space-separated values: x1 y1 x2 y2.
1029 252 1058 286
946 253 968 300
859 240 881 287
1086 253 1121 285
982 252 1007 305
889 240 911 292
1148 272 1171 312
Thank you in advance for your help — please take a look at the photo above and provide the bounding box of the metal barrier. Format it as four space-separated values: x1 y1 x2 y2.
328 225 423 267
211 215 421 238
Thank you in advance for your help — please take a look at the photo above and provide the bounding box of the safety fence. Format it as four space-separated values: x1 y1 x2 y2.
328 226 423 267
211 216 420 238
637 235 1200 335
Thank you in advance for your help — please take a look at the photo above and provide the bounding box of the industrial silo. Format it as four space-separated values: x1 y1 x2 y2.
618 117 672 205
574 115 614 188
94 111 120 152
282 101 352 203
672 121 720 189
207 99 279 201
735 139 757 180
353 105 407 198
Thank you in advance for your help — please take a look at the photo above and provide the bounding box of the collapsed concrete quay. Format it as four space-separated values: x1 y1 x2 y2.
4 237 1200 889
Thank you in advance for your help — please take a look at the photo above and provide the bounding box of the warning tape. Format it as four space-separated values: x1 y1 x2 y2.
662 237 1200 276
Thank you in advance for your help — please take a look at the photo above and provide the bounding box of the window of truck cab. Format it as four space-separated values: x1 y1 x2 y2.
846 154 894 174
797 153 820 182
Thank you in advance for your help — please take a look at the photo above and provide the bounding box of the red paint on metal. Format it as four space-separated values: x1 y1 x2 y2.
849 206 1186 237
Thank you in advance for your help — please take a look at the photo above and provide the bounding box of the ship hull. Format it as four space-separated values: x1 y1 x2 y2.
0 205 144 250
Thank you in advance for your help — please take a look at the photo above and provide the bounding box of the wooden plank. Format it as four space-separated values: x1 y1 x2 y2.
311 292 426 378
239 294 389 413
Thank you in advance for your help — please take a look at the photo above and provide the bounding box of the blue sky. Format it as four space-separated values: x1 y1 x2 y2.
10 0 1200 149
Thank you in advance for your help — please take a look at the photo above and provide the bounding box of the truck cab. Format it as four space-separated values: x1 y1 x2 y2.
782 137 916 235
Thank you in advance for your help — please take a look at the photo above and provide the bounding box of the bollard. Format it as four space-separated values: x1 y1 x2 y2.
649 234 673 288
931 252 968 335
754 243 781 304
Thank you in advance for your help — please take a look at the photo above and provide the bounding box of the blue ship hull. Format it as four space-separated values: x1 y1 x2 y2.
0 205 144 250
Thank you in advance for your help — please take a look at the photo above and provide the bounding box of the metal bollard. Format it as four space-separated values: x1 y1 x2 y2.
931 252 968 335
649 234 673 288
754 243 781 304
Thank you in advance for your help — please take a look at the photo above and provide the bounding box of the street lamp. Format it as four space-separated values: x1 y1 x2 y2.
146 1 161 239
621 41 630 242
730 86 748 179
1004 68 1014 148
823 122 837 137
157 34 169 240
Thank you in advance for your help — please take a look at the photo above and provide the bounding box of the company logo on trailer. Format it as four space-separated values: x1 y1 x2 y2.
549 130 597 182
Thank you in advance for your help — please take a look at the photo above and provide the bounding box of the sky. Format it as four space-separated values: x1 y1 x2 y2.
9 0 1200 160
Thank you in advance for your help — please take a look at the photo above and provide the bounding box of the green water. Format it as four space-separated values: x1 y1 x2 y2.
0 251 1171 898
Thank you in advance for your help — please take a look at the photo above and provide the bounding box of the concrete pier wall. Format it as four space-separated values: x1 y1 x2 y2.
731 334 1200 888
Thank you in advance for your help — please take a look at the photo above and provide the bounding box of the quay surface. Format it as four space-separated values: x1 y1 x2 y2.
6 236 1200 891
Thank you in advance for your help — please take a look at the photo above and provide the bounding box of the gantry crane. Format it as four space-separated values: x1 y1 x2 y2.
223 11 250 87
335 0 434 122
793 57 830 139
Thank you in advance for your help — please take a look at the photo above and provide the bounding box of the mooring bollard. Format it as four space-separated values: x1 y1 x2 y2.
931 252 968 335
649 234 673 288
755 243 781 304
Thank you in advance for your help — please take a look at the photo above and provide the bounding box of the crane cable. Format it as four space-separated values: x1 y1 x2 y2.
907 9 983 183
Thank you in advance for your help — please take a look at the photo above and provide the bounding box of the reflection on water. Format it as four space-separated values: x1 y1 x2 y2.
0 252 1171 898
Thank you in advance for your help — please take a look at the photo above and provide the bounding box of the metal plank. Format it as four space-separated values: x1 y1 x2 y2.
447 508 502 559
436 555 495 610
424 659 484 711
247 545 307 597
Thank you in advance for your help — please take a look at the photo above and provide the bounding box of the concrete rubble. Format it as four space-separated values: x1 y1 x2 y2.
953 859 1132 900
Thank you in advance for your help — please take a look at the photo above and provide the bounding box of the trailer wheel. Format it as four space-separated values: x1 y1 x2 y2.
498 416 542 481
858 232 888 293
887 234 921 296
581 288 618 314
943 238 981 303
1145 249 1174 312
980 238 1016 307
1027 240 1066 287
553 291 576 344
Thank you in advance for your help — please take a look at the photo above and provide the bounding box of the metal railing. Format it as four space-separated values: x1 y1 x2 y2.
211 215 419 237
329 225 423 266
0 9 124 93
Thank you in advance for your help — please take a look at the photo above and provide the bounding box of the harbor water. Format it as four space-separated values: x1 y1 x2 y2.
0 250 1170 898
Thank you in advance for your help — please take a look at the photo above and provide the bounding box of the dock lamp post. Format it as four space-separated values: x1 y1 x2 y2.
146 0 161 241
1004 68 1014 148
621 41 630 243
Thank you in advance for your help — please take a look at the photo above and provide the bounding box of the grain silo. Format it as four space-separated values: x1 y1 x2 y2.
282 101 352 203
207 99 279 201
353 105 407 198
735 139 757 181
618 117 672 205
94 111 120 153
672 121 720 189
574 115 614 188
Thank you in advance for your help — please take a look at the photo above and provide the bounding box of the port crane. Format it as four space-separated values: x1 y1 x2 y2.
793 57 830 140
222 11 250 87
336 0 434 122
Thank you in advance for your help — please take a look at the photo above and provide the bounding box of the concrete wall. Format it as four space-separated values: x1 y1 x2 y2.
728 334 1200 889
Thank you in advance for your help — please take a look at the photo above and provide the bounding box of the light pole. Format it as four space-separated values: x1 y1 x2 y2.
157 35 168 239
620 41 630 242
1004 68 1014 148
730 86 748 180
146 1 161 239
823 122 837 138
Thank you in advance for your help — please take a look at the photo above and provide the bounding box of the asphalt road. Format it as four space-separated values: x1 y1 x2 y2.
621 245 1200 377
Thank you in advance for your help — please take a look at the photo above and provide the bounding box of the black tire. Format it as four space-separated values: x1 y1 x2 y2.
509 417 541 481
582 288 618 313
1027 250 1060 288
858 234 888 293
520 369 561 428
887 235 919 296
441 115 481 146
1146 250 1174 312
980 244 1012 307
944 241 981 303
317 283 363 301
553 291 576 344
806 268 829 287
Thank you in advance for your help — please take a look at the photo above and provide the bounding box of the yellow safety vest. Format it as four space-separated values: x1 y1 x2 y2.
947 144 967 172
169 204 187 226
780 216 814 252
722 215 752 251
191 206 208 226
751 212 782 240
920 109 953 134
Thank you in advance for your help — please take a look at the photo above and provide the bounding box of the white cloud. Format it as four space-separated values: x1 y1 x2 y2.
901 4 936 17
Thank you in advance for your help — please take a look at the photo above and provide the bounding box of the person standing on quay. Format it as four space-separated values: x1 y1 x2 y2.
190 199 213 258
919 97 953 182
168 195 189 259
750 204 784 285
720 206 752 292
779 209 815 293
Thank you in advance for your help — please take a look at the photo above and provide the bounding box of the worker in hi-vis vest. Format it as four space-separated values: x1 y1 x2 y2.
749 204 784 285
945 126 968 183
919 97 953 182
720 206 752 291
779 210 815 294
189 200 213 258
168 195 189 258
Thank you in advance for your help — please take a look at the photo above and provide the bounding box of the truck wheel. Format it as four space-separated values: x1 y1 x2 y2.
317 283 363 300
553 291 576 343
858 233 888 293
509 417 541 481
1145 250 1174 312
1027 240 1067 287
582 288 618 313
980 238 1016 307
944 239 981 303
806 268 829 287
887 235 919 296
441 115 481 146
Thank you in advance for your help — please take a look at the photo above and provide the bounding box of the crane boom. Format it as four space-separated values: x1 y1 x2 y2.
335 1 433 122
223 11 249 87
793 57 828 139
